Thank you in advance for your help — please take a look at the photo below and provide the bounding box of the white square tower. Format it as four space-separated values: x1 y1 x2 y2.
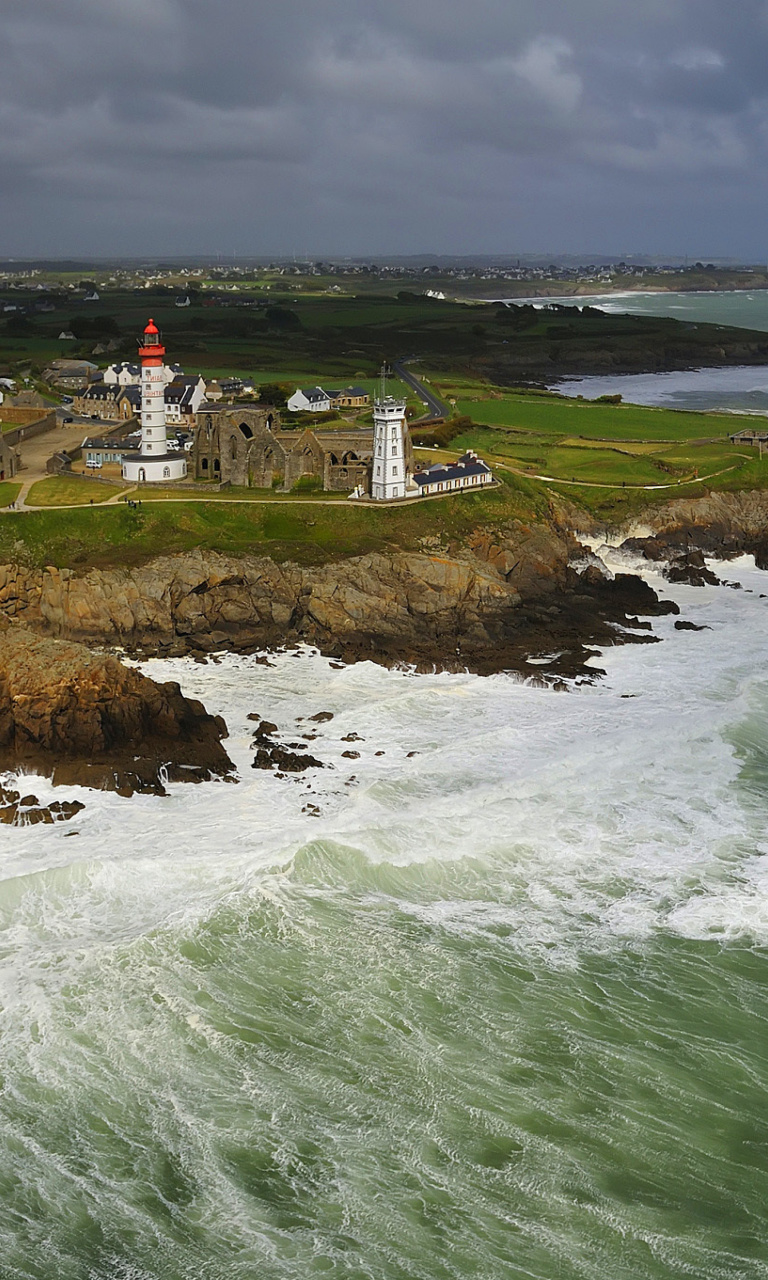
371 394 408 500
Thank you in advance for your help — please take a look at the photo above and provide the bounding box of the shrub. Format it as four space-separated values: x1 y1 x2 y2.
292 474 322 493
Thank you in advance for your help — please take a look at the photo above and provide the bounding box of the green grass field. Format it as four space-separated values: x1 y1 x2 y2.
27 476 129 507
0 477 547 571
0 481 22 508
450 391 741 443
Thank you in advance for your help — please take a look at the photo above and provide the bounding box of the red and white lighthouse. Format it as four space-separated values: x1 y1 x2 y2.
122 319 187 483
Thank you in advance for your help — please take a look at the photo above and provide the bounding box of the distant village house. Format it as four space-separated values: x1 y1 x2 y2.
287 385 370 413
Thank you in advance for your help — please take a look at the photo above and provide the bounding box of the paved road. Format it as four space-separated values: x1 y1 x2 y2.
393 361 449 420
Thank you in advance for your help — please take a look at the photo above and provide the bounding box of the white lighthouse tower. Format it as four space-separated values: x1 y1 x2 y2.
371 374 410 501
122 319 187 483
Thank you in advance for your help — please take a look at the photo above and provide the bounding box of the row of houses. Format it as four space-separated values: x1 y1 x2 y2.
73 374 207 424
287 385 370 413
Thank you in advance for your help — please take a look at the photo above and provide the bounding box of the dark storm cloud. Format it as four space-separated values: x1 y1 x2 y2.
3 0 768 256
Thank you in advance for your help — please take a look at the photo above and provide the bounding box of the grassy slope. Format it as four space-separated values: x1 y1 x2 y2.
0 476 547 571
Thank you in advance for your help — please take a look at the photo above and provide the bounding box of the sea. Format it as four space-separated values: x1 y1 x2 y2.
513 288 768 412
3 290 768 1279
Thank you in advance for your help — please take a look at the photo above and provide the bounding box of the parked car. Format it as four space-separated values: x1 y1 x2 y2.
62 416 73 423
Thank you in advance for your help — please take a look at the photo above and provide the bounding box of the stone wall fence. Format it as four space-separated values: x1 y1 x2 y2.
1 410 58 448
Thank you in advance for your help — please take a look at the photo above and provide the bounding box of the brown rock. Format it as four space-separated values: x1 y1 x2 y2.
0 624 233 795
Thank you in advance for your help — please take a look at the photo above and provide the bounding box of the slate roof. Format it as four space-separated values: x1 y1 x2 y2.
413 452 492 487
80 384 119 401
165 382 196 407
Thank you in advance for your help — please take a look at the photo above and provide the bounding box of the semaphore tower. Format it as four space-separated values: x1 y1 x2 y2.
371 368 412 500
122 319 187 483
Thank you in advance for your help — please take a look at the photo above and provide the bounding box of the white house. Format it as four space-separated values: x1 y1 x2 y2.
412 451 493 496
103 362 142 386
103 360 185 387
164 374 207 423
175 295 191 307
288 386 332 413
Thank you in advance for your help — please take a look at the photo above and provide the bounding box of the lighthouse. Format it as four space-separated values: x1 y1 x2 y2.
122 319 187 483
371 377 412 501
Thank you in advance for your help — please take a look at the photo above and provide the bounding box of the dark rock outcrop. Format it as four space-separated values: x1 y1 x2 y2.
615 491 768 582
0 624 234 794
0 781 85 825
0 527 676 679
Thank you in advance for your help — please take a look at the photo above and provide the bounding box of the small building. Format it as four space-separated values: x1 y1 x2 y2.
175 295 191 307
72 383 138 420
58 331 76 341
44 358 98 389
287 386 332 413
328 386 370 410
4 390 47 410
412 451 493 496
83 431 142 467
218 376 249 397
103 362 141 386
730 428 768 447
83 290 100 303
165 374 207 424
0 433 18 481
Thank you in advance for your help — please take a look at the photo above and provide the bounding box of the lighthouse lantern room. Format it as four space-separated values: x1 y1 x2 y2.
122 319 187 483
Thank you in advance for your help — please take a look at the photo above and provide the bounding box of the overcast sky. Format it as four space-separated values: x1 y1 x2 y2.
5 0 768 259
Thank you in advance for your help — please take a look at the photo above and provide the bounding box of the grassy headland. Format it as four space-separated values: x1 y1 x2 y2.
0 475 549 571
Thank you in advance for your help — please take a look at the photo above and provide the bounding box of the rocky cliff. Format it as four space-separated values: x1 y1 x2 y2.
0 520 675 679
584 490 768 579
0 624 233 794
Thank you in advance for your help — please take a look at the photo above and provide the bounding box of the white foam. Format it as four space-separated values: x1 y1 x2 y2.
0 561 767 971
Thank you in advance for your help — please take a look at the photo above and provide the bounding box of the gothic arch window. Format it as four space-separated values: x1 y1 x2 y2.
231 436 238 460
329 453 339 466
213 459 220 474
238 422 253 439
205 415 213 436
342 451 359 464
201 458 209 471
266 414 274 429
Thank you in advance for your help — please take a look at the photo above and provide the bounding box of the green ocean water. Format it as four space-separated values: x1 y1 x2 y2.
2 562 768 1279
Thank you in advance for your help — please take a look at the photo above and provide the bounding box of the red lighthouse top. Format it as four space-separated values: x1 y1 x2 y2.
138 317 165 361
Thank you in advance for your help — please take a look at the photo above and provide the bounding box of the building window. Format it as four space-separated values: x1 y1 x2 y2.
163 466 170 478
392 466 398 475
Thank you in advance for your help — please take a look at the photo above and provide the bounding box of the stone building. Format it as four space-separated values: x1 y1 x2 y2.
0 433 18 482
192 404 373 492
